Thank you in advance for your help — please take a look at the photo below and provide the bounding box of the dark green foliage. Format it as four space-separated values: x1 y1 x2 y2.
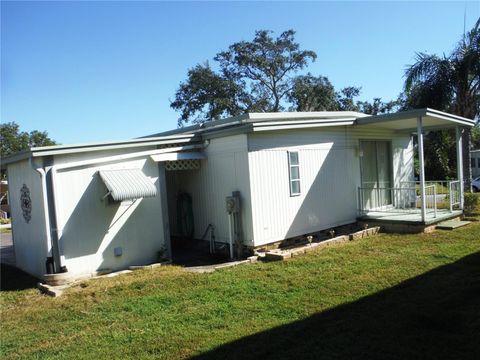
172 30 403 125
472 125 480 149
0 122 57 157
356 97 402 115
287 74 401 114
171 30 317 125
170 63 246 125
288 74 337 111
424 130 457 180
464 192 480 214
404 18 480 184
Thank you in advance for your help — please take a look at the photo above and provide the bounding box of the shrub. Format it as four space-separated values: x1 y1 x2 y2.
464 193 480 214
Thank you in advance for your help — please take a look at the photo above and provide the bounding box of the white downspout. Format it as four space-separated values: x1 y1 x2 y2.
417 116 427 222
49 165 66 270
30 159 53 258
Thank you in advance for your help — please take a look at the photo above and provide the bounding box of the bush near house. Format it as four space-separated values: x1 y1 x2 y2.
464 192 480 215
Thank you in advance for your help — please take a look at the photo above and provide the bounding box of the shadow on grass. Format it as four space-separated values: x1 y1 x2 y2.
1 264 38 291
192 252 480 360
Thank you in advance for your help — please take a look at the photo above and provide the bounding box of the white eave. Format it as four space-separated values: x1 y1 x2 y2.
355 108 476 131
1 133 199 167
148 111 368 137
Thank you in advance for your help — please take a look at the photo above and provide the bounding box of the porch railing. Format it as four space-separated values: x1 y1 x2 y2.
358 180 461 218
449 180 461 211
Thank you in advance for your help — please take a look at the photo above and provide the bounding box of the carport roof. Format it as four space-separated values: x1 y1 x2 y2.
148 108 475 138
355 108 476 131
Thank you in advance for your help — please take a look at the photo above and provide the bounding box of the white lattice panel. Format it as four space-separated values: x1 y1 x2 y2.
165 160 201 171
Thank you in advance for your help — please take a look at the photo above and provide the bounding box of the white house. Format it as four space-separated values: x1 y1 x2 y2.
471 149 480 178
2 108 475 281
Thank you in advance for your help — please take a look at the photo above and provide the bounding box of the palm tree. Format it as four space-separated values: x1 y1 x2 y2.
404 18 480 188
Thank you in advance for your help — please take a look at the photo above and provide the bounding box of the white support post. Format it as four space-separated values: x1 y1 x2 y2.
417 117 427 222
456 126 464 210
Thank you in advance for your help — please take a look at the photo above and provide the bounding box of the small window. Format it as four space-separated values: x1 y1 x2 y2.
472 158 476 168
288 151 301 196
478 158 480 168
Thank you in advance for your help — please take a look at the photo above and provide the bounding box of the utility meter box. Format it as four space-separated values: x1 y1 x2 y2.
225 195 240 214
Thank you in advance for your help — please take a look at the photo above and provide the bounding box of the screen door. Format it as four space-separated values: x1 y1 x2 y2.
360 140 393 210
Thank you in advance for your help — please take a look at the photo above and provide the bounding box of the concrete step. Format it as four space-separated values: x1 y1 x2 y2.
436 220 471 230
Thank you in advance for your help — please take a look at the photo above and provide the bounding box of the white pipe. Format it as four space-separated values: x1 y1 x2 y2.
30 159 53 257
49 166 66 269
228 214 234 260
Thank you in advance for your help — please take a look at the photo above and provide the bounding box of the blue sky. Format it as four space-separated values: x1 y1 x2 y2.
2 1 479 144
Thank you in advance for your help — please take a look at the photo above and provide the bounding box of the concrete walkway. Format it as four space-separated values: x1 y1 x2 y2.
0 231 15 266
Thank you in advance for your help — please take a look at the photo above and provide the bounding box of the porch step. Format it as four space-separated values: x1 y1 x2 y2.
436 220 471 230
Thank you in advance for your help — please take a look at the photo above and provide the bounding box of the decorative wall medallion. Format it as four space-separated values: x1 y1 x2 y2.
20 184 32 223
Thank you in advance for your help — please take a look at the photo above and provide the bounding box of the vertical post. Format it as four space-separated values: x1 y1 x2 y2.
158 164 172 260
417 117 426 222
456 126 464 210
449 181 453 212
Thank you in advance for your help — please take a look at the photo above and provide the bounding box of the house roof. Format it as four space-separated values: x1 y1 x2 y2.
1 133 198 167
147 108 476 139
2 108 476 167
355 108 476 131
146 111 368 138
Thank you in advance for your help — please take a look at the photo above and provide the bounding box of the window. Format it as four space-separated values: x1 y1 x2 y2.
478 158 480 168
472 158 476 168
288 151 301 196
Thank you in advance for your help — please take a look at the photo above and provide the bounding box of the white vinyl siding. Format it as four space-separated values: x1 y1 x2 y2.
166 134 254 246
248 127 414 247
288 151 301 196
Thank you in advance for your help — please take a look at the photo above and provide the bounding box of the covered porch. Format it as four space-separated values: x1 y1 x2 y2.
355 108 475 230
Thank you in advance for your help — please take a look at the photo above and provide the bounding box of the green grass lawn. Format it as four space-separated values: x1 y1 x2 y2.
1 220 480 359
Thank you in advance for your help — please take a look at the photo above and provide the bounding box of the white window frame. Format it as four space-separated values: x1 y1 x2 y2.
288 151 301 196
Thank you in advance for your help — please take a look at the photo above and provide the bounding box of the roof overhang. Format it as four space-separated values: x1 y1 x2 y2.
1 134 199 168
355 108 476 132
150 151 206 162
147 111 368 137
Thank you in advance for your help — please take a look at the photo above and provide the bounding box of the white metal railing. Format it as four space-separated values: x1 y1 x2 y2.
358 180 461 218
449 180 461 211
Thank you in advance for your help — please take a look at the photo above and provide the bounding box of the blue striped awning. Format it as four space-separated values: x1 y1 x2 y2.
98 169 157 201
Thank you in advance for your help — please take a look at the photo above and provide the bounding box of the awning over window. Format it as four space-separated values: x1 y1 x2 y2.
98 169 157 201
